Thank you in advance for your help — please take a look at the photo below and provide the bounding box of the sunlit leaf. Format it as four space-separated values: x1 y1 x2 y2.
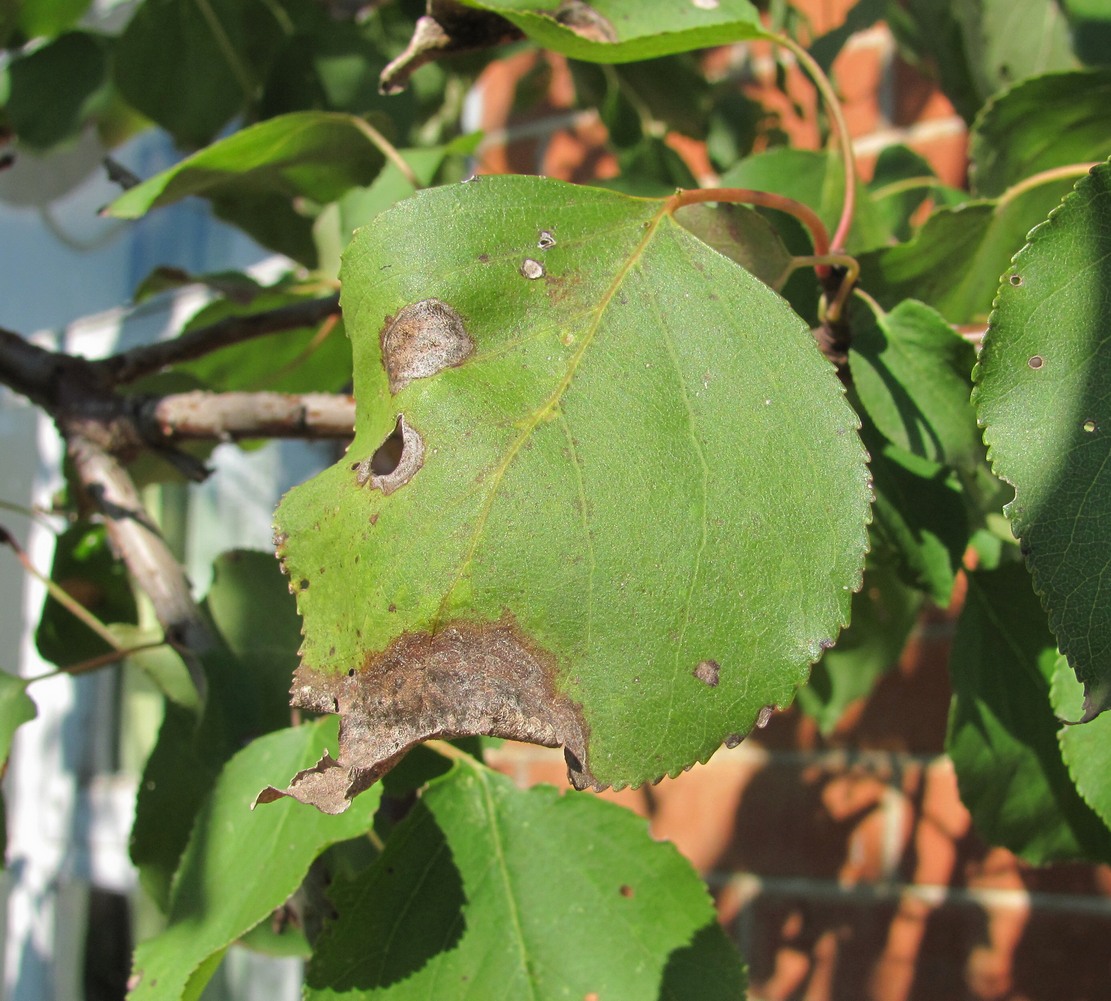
272 175 871 809
974 160 1111 720
304 761 744 1000
970 69 1111 197
104 112 389 264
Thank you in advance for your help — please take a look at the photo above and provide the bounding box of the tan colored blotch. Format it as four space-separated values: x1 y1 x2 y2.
380 299 474 394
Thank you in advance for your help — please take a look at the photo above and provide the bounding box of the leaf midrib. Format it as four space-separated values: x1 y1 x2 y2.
430 198 672 629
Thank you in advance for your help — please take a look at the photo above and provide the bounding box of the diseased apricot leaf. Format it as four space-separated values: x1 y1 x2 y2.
304 760 745 1001
273 175 871 808
975 161 1111 721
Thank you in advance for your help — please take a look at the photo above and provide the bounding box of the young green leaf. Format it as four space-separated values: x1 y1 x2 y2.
104 112 390 264
857 173 1079 325
113 0 288 147
947 566 1111 864
126 718 382 1001
970 69 1111 197
0 671 36 865
305 761 745 1000
975 160 1111 721
131 550 302 907
1052 656 1111 832
273 175 871 808
849 297 982 472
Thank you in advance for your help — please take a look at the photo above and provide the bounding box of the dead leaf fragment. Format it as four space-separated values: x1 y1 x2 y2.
380 1 523 94
275 615 593 812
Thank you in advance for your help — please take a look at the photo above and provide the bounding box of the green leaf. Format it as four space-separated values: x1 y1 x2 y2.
1052 656 1111 832
947 566 1111 864
975 160 1111 721
850 298 981 471
305 762 745 1000
890 0 1077 123
104 112 389 264
16 0 90 39
4 31 110 150
131 550 301 907
126 718 381 1001
113 0 288 148
858 173 1080 325
174 288 351 395
1064 0 1111 66
865 432 969 606
35 522 138 669
868 144 967 243
797 563 920 734
0 671 36 864
273 175 871 808
674 202 795 291
110 625 199 710
455 0 767 63
970 69 1111 197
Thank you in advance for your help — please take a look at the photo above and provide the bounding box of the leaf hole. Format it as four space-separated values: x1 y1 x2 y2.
357 416 426 494
370 419 405 476
1009 274 1023 286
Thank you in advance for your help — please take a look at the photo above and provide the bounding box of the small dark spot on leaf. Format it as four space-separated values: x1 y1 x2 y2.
693 659 720 687
1028 355 1044 370
388 603 397 612
1010 274 1023 286
330 646 336 656
350 461 360 470
347 668 355 677
299 578 309 590
619 884 634 898
380 299 474 394
478 253 490 263
356 416 425 494
370 513 379 526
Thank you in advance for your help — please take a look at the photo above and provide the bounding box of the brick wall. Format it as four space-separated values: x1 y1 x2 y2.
466 3 1111 998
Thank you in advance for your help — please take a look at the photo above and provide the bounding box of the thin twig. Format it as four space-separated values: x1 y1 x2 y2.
29 639 168 682
91 293 341 386
352 117 422 190
776 35 857 252
0 524 123 649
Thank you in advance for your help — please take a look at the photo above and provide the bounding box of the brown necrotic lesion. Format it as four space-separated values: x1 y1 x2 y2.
380 299 474 394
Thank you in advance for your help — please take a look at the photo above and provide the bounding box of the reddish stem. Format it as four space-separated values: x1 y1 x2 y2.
670 187 832 277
